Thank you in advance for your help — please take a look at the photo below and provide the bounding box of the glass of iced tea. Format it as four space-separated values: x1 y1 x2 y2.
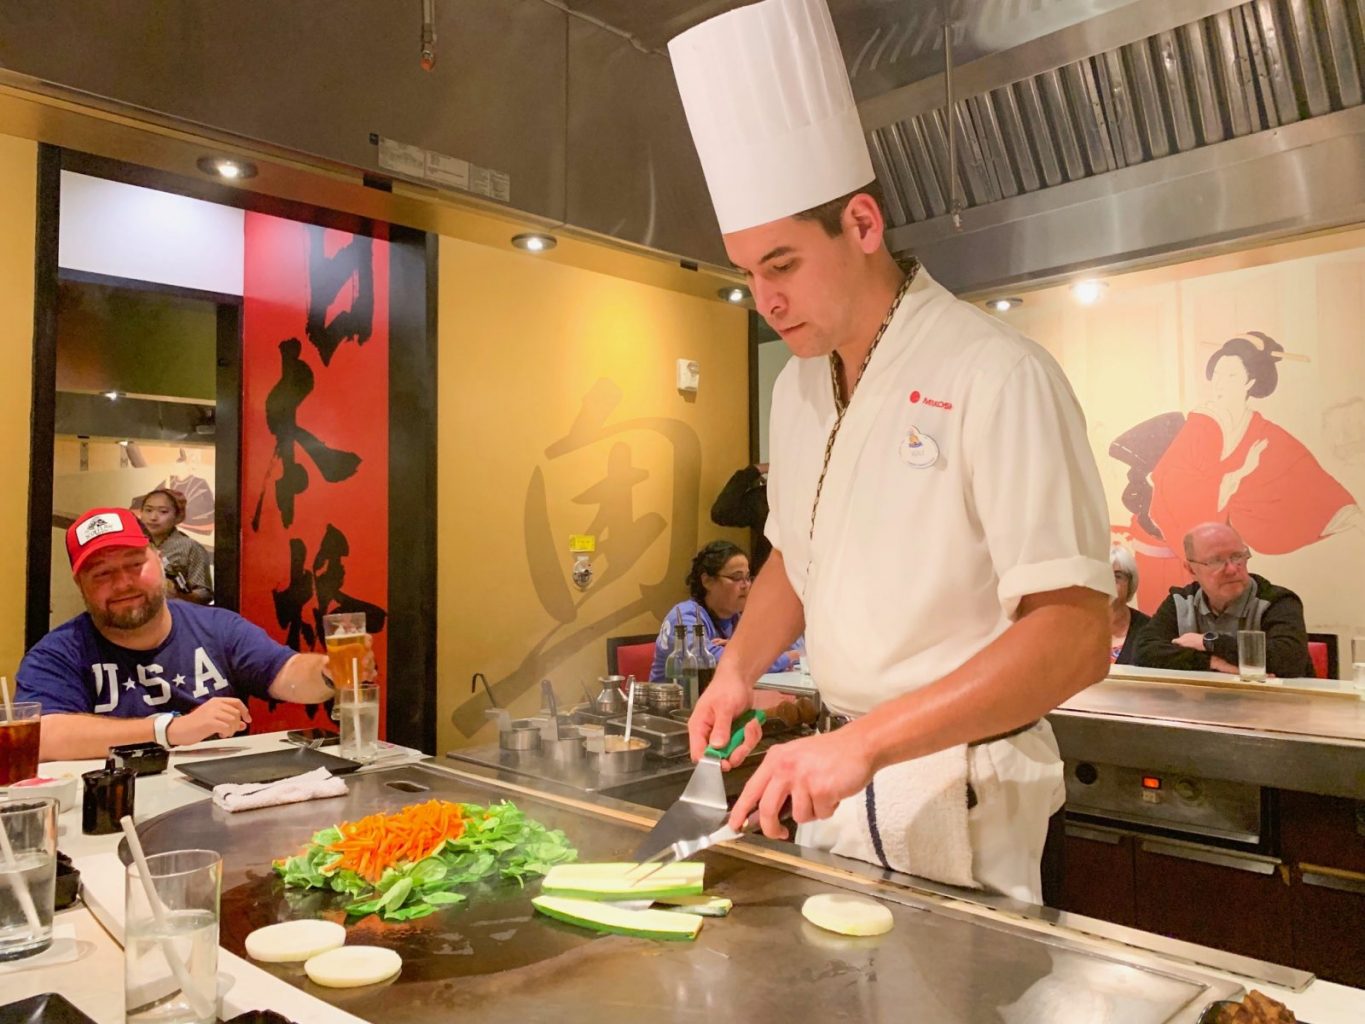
0 704 41 787
323 612 368 691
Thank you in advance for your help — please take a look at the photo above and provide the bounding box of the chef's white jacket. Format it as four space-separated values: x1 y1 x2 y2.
767 268 1113 901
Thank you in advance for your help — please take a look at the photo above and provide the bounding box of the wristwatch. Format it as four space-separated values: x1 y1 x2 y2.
153 712 179 749
1202 631 1219 653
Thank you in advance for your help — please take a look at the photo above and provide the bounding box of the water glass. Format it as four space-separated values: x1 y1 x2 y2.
337 682 380 763
0 701 42 786
0 798 56 961
1237 630 1267 682
1353 637 1365 696
125 849 221 1024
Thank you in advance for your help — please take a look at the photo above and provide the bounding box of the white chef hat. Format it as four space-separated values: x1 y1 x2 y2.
669 0 874 235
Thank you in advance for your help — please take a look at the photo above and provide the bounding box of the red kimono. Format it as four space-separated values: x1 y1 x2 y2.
1133 411 1354 612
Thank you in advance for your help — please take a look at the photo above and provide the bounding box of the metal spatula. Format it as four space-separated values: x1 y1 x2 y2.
631 709 765 863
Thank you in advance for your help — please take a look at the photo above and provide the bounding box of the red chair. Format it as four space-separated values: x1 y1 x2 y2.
1306 632 1338 679
606 633 657 681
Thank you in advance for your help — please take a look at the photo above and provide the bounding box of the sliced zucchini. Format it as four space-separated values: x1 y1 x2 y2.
655 894 732 917
801 892 894 936
540 862 704 900
533 895 702 941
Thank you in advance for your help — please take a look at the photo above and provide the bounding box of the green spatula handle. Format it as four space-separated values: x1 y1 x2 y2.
705 709 766 759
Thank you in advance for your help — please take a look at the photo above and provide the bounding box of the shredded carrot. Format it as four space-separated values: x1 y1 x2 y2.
325 800 467 883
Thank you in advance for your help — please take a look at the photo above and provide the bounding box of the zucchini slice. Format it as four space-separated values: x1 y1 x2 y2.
540 862 705 900
533 895 702 941
655 894 732 917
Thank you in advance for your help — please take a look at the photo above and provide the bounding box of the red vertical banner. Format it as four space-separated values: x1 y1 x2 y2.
239 213 390 735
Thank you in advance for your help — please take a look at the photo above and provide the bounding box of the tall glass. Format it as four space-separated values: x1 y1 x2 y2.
337 682 380 763
1237 630 1267 682
323 611 368 691
1352 637 1365 696
0 702 41 786
125 849 221 1024
0 798 56 961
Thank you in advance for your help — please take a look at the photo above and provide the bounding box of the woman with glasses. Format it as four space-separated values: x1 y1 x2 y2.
1108 545 1149 665
649 540 803 681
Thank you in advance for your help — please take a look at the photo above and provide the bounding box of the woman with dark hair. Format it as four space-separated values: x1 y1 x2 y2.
1129 331 1359 609
139 487 214 605
648 540 802 681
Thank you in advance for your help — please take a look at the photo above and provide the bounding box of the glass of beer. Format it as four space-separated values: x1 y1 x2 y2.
0 703 41 786
323 612 368 691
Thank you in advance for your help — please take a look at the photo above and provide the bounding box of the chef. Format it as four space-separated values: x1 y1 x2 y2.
672 0 1114 902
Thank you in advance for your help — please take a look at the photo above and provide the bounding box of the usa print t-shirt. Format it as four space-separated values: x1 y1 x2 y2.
16 603 295 717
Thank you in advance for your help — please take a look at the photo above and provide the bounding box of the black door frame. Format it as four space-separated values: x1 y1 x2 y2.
26 145 438 754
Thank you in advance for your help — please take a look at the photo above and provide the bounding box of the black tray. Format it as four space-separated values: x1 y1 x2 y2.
175 746 362 789
0 993 98 1024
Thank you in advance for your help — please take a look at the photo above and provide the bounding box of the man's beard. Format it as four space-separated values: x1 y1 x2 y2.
91 588 165 632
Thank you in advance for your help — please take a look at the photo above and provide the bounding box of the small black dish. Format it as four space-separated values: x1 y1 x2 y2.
107 741 169 776
223 1012 299 1024
0 992 98 1024
54 859 80 910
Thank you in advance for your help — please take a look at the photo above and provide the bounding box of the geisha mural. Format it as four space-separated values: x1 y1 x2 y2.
1111 331 1361 612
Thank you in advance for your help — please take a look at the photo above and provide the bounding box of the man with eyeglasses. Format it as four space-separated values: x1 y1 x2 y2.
1134 522 1310 677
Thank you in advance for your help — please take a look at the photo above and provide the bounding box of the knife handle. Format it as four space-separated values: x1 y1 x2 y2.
705 709 766 760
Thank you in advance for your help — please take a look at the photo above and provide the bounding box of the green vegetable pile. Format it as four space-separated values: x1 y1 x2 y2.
274 800 577 922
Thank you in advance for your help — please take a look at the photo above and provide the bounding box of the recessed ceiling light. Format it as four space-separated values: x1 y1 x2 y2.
1071 279 1107 306
117 439 130 447
718 286 749 304
986 297 1022 312
196 156 258 180
511 233 557 253
102 390 122 400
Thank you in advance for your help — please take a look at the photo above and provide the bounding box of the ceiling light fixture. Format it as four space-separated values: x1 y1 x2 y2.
511 233 557 253
986 297 1022 313
1071 279 1108 306
718 286 749 304
102 390 122 400
196 156 258 180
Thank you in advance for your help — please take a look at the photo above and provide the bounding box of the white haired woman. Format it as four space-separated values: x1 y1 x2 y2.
1110 545 1150 665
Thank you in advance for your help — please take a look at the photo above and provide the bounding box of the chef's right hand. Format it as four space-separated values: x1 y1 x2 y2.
168 697 252 746
687 671 761 768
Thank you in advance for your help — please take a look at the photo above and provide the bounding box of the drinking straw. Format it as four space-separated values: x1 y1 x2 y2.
119 817 214 1021
1 674 13 719
0 806 42 940
623 679 637 746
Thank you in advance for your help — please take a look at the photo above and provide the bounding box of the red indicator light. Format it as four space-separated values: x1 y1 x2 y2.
1141 776 1162 790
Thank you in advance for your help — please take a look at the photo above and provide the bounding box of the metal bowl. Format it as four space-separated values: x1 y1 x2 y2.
541 727 586 766
498 719 542 752
588 736 649 775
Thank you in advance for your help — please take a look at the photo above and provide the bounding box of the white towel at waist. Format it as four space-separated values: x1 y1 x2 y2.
825 744 977 890
211 767 349 813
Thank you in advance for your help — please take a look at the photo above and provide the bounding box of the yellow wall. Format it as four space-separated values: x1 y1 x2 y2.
0 133 35 677
437 236 750 753
999 228 1365 670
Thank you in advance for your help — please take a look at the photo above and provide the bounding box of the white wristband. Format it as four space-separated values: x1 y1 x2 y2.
153 712 175 749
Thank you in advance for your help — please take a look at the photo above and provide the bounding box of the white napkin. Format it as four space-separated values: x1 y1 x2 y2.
827 744 979 890
211 767 348 813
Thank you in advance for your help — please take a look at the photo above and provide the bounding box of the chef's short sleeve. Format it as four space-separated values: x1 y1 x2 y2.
964 348 1114 618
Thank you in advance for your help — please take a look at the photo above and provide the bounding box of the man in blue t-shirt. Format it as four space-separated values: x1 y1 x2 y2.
17 507 361 761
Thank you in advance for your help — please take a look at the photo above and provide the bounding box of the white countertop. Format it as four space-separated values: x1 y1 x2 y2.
9 731 1365 1023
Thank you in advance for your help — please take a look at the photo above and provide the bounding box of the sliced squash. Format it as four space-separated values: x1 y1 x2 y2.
540 862 704 900
801 893 894 936
533 895 702 941
655 894 732 917
245 919 346 962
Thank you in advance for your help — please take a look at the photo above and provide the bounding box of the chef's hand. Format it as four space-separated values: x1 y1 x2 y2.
687 672 761 768
728 729 874 839
1173 632 1207 651
167 697 252 746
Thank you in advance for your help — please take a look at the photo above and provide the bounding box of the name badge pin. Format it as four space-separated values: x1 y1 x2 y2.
899 426 939 468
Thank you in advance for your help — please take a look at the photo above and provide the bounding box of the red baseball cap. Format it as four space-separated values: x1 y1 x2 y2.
66 508 150 575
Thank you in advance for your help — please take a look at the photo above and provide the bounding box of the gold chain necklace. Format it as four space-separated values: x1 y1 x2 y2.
807 259 919 544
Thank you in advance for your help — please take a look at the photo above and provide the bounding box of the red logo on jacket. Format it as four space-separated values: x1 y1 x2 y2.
909 390 953 411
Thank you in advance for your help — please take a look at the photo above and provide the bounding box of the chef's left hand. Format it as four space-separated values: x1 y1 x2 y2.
728 729 874 840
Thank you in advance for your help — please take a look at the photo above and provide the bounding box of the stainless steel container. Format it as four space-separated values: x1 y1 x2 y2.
498 719 541 752
644 681 684 715
588 736 649 774
605 714 689 759
541 727 586 766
